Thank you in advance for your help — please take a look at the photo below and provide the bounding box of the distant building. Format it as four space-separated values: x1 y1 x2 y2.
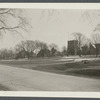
67 40 78 55
82 43 100 56
81 45 89 55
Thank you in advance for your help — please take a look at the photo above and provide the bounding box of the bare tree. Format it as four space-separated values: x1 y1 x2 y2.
72 32 88 56
15 40 48 59
49 43 59 56
15 40 36 59
0 9 29 38
91 33 100 57
34 40 48 50
92 24 100 43
49 43 58 50
0 48 15 59
91 33 100 44
81 10 100 27
62 46 67 56
15 41 26 53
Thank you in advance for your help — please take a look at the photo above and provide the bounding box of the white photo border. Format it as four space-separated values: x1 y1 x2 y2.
0 3 100 98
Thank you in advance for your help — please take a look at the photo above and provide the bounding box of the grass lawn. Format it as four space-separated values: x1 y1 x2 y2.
0 57 100 79
33 60 100 79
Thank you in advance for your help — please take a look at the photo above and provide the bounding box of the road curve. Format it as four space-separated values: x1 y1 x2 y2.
0 65 100 91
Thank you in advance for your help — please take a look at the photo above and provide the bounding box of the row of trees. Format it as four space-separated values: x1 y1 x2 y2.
0 9 67 59
0 40 67 59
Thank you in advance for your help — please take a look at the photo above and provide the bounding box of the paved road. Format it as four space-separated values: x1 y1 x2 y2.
0 65 100 91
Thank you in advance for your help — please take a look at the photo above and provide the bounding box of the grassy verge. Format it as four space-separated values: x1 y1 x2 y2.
33 60 100 79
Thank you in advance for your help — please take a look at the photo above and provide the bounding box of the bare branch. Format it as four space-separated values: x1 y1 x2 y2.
0 9 30 38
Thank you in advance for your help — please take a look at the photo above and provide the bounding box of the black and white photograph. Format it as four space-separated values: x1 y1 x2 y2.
0 4 100 96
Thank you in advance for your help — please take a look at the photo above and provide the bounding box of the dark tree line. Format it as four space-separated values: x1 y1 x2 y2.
0 40 65 60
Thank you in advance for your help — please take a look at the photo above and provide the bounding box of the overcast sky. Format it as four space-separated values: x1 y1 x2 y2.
0 9 100 50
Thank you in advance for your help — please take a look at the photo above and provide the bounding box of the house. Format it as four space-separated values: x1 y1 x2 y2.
95 43 100 56
88 43 96 55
